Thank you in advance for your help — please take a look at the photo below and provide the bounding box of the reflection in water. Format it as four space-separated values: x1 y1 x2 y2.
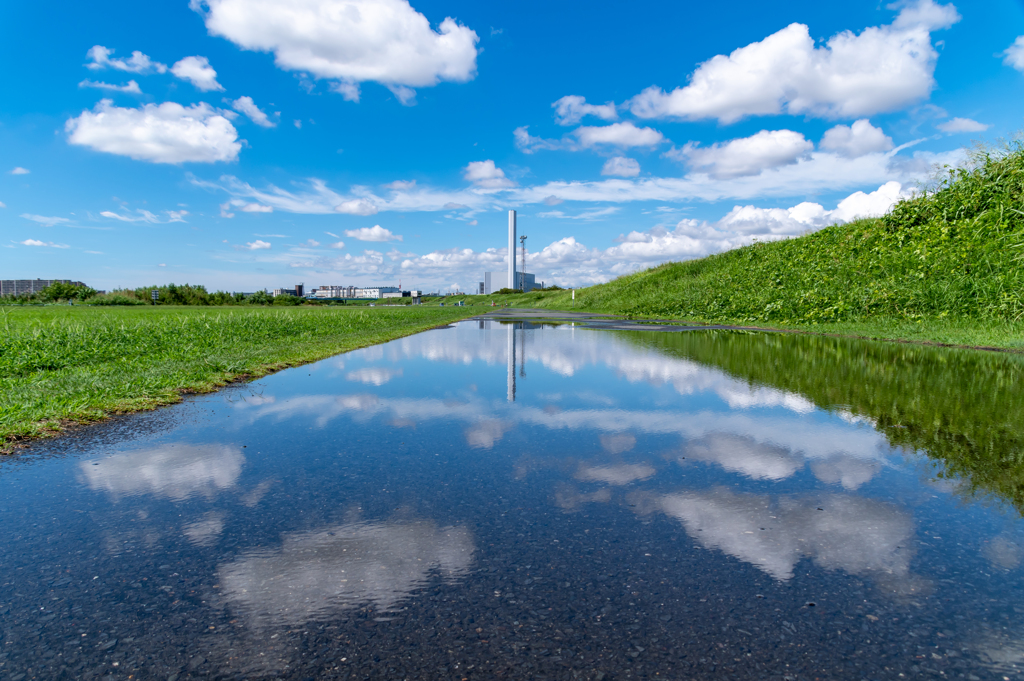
575 463 656 485
218 520 475 626
184 511 226 546
682 432 803 481
628 329 1024 511
7 320 1024 680
346 367 402 386
645 488 915 583
80 444 243 501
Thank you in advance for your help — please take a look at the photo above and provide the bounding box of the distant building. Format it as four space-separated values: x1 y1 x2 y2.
0 279 88 296
483 271 539 294
272 283 304 297
312 285 400 299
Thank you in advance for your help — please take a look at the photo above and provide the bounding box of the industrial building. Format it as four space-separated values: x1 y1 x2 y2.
479 211 542 294
312 285 401 300
0 279 88 296
272 284 305 298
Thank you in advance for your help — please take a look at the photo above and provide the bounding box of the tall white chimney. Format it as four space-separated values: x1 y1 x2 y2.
508 210 517 290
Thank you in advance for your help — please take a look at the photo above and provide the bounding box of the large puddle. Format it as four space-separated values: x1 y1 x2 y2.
3 319 1024 679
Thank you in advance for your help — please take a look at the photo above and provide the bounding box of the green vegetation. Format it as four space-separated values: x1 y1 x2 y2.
0 305 474 448
476 142 1024 348
625 329 1024 513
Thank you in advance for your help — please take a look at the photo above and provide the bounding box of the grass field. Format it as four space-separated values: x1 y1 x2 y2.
0 305 475 449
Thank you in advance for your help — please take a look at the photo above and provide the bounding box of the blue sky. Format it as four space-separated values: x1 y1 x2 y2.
2 0 1023 293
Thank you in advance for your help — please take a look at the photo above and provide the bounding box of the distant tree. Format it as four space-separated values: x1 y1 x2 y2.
272 294 303 306
41 282 96 302
246 290 272 305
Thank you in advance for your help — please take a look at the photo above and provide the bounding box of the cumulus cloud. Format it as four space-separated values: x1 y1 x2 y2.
194 0 479 103
20 213 70 226
672 129 813 179
78 79 142 94
1004 36 1024 72
231 96 275 127
820 119 893 158
20 239 69 248
244 239 272 249
628 0 960 123
10 167 29 175
574 122 664 149
463 160 514 188
344 225 402 241
66 100 241 164
552 95 618 126
936 117 990 133
601 157 641 177
85 45 168 74
171 55 224 91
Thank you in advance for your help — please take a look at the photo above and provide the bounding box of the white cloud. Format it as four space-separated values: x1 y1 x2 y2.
100 209 189 223
194 0 479 102
20 213 70 226
513 126 571 154
344 225 402 241
574 122 664 149
0 202 5 208
231 96 275 127
552 95 617 126
936 117 990 133
85 45 167 74
820 119 893 158
245 239 272 249
628 0 960 123
601 157 641 177
78 79 142 94
329 241 345 249
171 55 224 91
10 167 29 175
335 198 379 215
66 100 241 164
463 160 514 188
1004 36 1024 72
241 202 273 212
672 129 813 179
20 239 69 248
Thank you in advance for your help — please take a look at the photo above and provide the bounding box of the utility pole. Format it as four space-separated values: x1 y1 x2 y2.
519 235 527 291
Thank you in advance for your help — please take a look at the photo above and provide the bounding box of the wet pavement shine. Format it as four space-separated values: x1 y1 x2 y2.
3 317 1024 680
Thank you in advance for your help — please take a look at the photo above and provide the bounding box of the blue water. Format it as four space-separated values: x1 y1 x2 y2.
2 319 1023 680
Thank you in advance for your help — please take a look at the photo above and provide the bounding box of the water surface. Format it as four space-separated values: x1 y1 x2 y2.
3 319 1024 680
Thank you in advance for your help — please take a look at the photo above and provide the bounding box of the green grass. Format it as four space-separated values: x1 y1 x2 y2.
0 305 475 448
465 142 1024 349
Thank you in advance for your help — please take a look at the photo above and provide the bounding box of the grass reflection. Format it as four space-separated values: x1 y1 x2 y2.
626 330 1024 513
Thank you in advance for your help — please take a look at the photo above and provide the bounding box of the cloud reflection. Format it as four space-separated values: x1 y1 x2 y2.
648 488 915 582
218 520 475 625
80 444 243 502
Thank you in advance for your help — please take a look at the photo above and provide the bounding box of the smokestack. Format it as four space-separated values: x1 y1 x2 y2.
508 210 517 290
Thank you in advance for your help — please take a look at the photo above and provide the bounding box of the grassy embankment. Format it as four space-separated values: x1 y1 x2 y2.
0 305 474 449
471 144 1024 349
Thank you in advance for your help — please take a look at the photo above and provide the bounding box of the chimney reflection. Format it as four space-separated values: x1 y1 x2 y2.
507 323 516 402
